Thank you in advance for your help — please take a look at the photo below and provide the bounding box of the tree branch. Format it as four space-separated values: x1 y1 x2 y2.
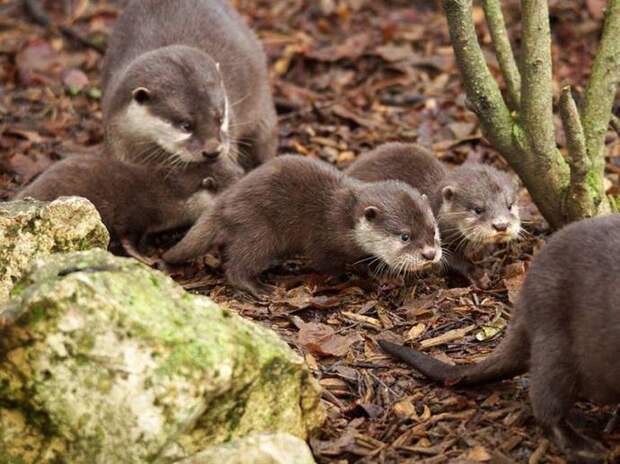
481 0 521 110
559 86 594 219
443 0 516 157
611 113 620 137
520 0 556 158
582 0 620 204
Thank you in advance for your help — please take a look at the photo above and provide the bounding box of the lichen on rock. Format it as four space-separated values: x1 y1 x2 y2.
0 249 324 463
176 432 317 464
0 197 110 303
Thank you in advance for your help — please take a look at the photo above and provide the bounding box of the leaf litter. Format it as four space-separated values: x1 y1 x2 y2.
1 0 619 462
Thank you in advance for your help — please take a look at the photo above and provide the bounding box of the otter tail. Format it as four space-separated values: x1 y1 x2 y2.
163 210 221 264
379 320 529 386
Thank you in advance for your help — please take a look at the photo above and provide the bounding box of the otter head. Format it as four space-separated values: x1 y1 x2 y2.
111 45 233 165
438 165 520 247
353 181 442 275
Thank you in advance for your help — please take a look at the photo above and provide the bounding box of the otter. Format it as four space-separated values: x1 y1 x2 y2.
163 155 442 297
101 0 277 171
345 143 520 283
15 155 243 265
380 214 620 463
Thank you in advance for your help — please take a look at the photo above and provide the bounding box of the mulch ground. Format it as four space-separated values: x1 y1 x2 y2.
1 1 620 462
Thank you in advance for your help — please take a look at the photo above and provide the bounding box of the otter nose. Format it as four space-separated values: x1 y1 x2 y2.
422 247 437 261
202 139 221 160
493 221 509 232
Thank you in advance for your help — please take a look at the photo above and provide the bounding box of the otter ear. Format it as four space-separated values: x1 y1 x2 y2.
132 87 151 105
201 177 217 192
442 186 455 202
364 206 379 221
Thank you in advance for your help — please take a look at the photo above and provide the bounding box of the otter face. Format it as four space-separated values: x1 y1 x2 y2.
439 166 520 247
353 182 442 275
116 47 233 165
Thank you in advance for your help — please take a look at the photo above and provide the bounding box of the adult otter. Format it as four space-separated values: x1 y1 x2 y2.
102 0 277 171
380 214 620 463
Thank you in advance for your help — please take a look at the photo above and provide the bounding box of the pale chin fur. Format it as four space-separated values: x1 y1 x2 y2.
123 101 198 163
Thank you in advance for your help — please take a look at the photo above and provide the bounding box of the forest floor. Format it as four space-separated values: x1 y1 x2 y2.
2 1 620 463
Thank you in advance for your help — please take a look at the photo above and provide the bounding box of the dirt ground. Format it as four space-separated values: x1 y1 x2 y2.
1 1 620 462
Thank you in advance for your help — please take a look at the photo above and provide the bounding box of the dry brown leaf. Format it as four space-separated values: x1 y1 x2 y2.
466 445 492 462
298 322 361 357
419 325 475 349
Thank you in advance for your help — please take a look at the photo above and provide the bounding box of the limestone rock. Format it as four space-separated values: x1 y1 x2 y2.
0 250 324 463
177 433 316 464
0 197 109 303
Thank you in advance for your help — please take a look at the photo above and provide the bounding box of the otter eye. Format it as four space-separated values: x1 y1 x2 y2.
400 233 410 242
473 207 485 215
179 121 193 133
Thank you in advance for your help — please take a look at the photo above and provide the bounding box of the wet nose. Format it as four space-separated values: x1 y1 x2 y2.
202 139 221 160
493 221 509 232
422 247 436 261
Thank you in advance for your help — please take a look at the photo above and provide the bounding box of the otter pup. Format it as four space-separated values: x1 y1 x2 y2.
102 0 277 171
380 214 620 462
163 155 442 296
345 143 520 282
15 155 243 264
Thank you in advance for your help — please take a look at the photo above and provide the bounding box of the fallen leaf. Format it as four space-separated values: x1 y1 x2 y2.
419 325 475 349
503 273 526 304
586 0 607 19
466 445 492 461
298 322 361 357
306 32 370 61
405 322 426 341
16 39 62 85
63 69 90 95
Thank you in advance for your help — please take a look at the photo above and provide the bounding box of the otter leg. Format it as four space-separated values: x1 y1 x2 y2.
529 340 608 462
120 237 160 267
224 237 276 298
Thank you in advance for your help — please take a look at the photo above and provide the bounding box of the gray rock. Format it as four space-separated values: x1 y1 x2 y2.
176 433 316 464
0 250 324 463
0 197 110 303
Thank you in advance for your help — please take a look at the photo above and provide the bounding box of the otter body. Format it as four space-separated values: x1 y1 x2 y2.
163 155 441 296
102 0 277 170
346 143 520 281
16 155 243 263
380 214 620 462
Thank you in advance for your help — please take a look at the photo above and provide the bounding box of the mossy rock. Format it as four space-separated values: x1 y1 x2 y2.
0 250 324 463
0 197 110 303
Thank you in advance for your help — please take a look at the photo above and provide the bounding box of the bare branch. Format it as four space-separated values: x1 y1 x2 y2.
443 0 516 157
520 0 556 158
559 86 594 219
582 0 620 201
481 0 521 109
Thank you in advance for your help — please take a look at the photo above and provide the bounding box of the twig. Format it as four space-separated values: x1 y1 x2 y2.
481 0 521 110
442 0 515 156
559 86 594 219
582 0 620 205
520 0 556 157
23 0 105 54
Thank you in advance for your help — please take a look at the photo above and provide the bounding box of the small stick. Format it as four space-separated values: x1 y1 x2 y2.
23 0 105 54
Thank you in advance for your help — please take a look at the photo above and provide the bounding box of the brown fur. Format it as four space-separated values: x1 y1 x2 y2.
102 0 277 170
15 155 243 248
163 155 441 296
380 214 620 462
345 143 520 281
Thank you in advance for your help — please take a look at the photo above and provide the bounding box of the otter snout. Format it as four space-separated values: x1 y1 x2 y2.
492 221 509 232
421 246 438 261
202 138 221 160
